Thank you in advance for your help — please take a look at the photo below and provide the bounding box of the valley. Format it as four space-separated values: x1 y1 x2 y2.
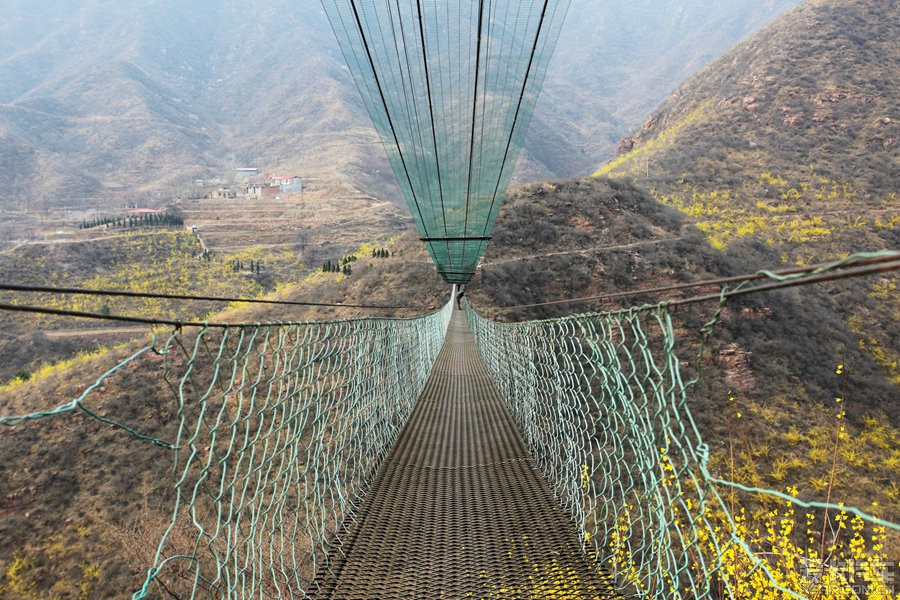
0 0 897 597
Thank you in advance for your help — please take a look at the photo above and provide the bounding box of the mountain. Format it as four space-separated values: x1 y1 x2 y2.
597 0 899 256
0 0 800 208
0 0 383 208
593 0 899 417
522 0 800 180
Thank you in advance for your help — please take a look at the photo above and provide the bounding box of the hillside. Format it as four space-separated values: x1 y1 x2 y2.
470 178 897 418
0 0 381 208
596 0 899 256
595 0 899 405
0 0 800 208
524 0 800 179
0 185 410 383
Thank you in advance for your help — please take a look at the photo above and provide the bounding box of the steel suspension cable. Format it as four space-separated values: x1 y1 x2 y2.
412 0 452 269
344 0 434 242
0 282 410 310
462 0 486 268
480 0 553 241
494 250 900 311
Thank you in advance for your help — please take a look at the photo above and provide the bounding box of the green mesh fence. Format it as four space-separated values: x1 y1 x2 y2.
322 0 570 284
1 302 452 598
467 289 900 598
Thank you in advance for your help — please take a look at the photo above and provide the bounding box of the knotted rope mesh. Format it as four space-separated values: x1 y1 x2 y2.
2 304 452 598
467 298 899 599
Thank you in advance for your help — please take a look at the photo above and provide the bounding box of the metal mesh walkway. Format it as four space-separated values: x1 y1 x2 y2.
313 310 615 599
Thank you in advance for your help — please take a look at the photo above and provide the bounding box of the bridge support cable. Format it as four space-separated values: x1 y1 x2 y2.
494 250 900 312
467 251 900 599
321 0 571 284
0 282 411 311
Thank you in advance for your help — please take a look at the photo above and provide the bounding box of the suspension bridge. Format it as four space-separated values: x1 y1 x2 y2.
1 253 898 598
1 0 899 598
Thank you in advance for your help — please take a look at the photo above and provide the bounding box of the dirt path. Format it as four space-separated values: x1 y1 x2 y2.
481 236 686 266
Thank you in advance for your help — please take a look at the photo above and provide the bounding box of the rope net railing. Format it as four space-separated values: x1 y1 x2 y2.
322 0 570 284
467 254 900 599
0 301 453 598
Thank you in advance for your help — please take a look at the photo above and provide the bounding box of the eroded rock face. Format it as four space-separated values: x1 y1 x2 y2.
617 135 636 156
718 344 756 391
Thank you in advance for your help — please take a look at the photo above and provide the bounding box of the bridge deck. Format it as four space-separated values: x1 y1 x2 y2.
313 310 614 599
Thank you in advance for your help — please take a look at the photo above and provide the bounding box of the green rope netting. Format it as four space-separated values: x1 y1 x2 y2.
1 304 452 598
467 281 899 598
322 0 570 284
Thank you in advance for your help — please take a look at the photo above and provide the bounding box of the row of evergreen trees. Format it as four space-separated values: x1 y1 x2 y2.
322 260 352 275
322 253 360 275
321 248 391 276
231 259 264 272
80 212 184 230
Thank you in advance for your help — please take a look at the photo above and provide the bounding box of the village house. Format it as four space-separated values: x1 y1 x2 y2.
246 183 282 198
270 176 302 193
235 167 259 181
210 188 237 199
